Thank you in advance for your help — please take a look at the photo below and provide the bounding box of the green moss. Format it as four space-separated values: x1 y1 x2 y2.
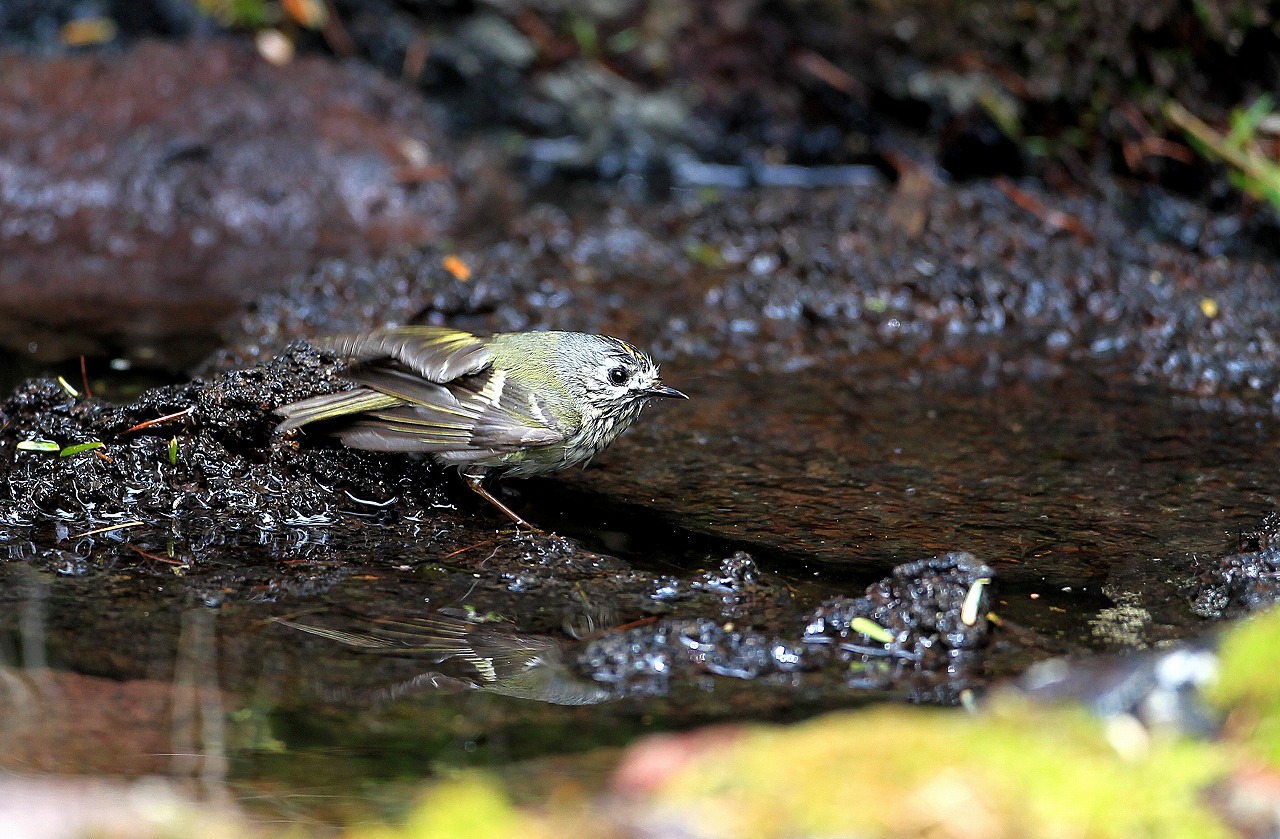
1210 605 1280 764
349 776 540 839
653 704 1231 839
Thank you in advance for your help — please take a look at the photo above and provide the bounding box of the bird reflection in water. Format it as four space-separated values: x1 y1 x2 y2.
275 609 614 707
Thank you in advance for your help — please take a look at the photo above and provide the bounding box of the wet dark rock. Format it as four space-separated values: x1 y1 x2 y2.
0 40 458 367
672 618 801 680
1189 546 1280 621
578 616 809 698
579 551 995 701
688 551 752 590
803 551 994 676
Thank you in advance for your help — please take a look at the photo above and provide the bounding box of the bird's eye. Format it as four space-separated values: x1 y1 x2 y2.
608 366 631 386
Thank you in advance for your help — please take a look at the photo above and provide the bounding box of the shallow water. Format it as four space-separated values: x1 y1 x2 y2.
548 357 1275 611
0 358 1274 825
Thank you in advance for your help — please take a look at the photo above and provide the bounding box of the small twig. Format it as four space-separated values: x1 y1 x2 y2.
122 406 195 435
612 616 659 633
80 356 92 399
995 177 1094 243
393 163 449 184
402 29 431 82
442 539 495 559
70 521 145 539
126 542 186 566
320 0 357 57
793 49 864 98
1124 136 1197 172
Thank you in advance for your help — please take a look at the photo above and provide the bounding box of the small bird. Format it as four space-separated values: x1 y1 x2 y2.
276 326 687 527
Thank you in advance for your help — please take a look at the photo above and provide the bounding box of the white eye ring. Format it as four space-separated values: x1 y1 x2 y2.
608 366 631 386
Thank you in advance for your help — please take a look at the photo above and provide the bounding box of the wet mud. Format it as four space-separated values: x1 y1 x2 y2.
214 183 1280 414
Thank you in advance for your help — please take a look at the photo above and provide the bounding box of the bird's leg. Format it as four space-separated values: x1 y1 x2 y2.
464 473 543 534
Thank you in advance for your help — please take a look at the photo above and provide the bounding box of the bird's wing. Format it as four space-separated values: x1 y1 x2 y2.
275 386 403 432
316 326 493 383
338 365 570 453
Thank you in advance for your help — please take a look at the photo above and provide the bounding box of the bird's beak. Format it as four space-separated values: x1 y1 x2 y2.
648 382 688 399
